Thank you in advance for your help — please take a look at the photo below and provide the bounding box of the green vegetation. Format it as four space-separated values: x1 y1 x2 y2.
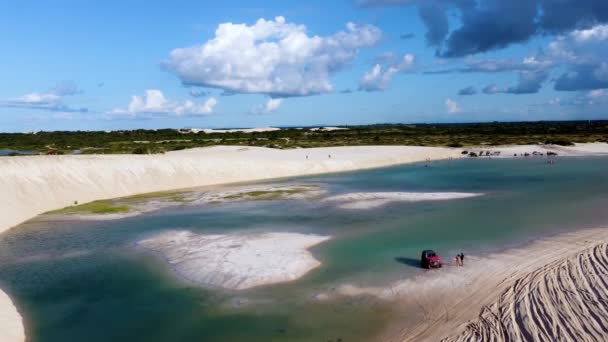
1 121 607 155
47 191 193 215
47 200 130 215
122 190 193 203
223 187 315 201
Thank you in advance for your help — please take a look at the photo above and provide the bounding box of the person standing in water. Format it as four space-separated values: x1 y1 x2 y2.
459 253 465 266
455 254 461 266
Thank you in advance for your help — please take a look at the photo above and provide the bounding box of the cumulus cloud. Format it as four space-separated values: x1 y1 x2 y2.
110 89 217 116
505 70 549 94
458 86 477 95
0 82 87 113
264 98 282 112
426 24 608 94
554 89 608 106
163 16 382 97
252 98 283 114
440 0 539 57
445 98 461 113
480 71 548 95
547 25 608 91
361 0 608 57
359 53 415 91
418 2 449 47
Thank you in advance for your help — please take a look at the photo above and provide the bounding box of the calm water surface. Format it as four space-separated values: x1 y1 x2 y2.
1 157 608 341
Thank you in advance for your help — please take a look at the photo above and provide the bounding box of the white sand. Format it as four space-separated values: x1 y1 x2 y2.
182 127 281 134
0 291 24 342
0 145 465 236
309 127 349 131
324 192 482 209
467 142 608 157
315 227 608 341
138 231 330 290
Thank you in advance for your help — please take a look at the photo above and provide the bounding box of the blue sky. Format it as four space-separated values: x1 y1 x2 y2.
0 0 607 132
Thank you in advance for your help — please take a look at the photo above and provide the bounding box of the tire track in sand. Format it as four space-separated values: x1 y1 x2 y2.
445 243 608 342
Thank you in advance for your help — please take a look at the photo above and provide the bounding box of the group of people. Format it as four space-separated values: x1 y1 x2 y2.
455 252 465 266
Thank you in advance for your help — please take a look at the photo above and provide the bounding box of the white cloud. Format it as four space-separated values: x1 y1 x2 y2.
163 16 382 97
359 53 415 91
445 98 461 113
252 98 283 114
585 89 608 104
0 82 86 112
545 24 608 65
264 98 282 112
111 89 217 116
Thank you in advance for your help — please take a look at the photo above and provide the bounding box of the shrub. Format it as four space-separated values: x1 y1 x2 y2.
132 147 147 154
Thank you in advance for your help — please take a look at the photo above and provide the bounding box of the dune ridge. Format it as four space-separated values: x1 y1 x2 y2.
0 145 463 236
444 242 608 342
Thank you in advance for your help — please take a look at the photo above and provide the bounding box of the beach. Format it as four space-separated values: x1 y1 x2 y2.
1 143 608 341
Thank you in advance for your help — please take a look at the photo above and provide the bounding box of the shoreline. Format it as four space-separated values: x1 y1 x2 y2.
1 143 608 342
384 226 608 341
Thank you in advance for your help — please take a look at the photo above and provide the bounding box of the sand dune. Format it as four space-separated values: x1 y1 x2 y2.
444 241 608 342
138 231 330 290
389 227 608 341
324 192 482 209
0 145 464 236
308 227 608 341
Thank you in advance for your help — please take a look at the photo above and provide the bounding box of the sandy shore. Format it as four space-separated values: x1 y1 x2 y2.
467 142 608 157
316 227 608 341
1 142 607 341
324 192 482 209
0 145 465 236
138 231 330 290
0 291 24 342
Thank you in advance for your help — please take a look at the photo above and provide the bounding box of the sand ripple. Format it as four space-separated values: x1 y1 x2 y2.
445 242 608 342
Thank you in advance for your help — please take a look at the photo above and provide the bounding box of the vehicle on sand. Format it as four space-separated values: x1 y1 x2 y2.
420 250 442 269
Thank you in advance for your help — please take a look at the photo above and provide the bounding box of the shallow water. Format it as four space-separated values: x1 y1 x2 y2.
1 157 608 341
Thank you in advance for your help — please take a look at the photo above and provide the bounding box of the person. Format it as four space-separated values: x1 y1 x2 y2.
455 254 461 267
459 253 465 266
